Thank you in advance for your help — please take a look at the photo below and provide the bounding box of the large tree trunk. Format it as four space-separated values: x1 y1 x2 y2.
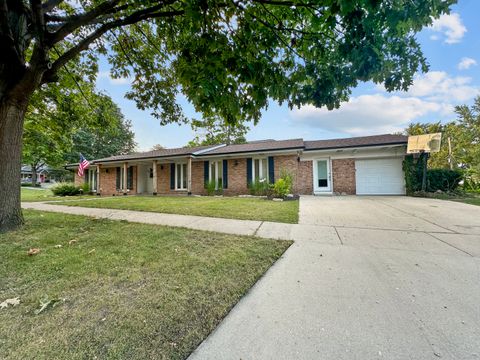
0 98 29 232
31 162 38 186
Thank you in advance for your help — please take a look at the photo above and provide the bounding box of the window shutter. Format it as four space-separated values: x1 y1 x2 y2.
223 159 228 189
170 163 175 190
246 158 252 186
268 156 275 184
204 161 209 188
84 169 89 182
127 167 133 190
116 167 121 190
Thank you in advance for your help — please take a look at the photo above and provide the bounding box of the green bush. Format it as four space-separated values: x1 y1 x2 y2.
427 169 463 192
51 182 81 196
205 180 222 196
272 178 290 198
80 182 91 194
403 155 462 193
272 169 294 198
248 179 270 196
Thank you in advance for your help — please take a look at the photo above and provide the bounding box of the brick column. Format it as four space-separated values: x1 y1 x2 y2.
152 160 158 195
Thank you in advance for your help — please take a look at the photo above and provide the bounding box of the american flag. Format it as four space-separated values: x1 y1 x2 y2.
77 154 90 177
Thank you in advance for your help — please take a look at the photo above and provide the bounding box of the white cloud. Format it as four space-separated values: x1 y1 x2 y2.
97 71 132 85
406 71 478 102
429 13 466 44
376 71 479 103
458 57 477 70
290 95 453 136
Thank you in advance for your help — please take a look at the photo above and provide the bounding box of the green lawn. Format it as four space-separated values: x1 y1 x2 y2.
56 195 300 223
425 191 480 207
0 210 291 359
21 188 94 202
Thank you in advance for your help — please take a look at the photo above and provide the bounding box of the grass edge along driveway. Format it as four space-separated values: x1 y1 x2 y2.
55 195 299 224
0 210 292 359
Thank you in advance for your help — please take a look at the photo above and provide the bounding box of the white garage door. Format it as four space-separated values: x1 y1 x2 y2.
355 158 405 195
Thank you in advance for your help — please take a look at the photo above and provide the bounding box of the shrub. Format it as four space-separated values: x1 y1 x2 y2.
51 182 81 196
272 178 290 198
403 155 462 193
427 169 462 192
248 179 270 196
272 169 294 198
205 180 222 196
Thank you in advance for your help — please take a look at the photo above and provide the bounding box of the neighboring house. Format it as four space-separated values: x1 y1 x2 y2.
21 165 51 183
67 134 408 196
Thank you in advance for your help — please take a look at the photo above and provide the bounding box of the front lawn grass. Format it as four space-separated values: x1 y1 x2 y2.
21 188 94 202
0 210 291 359
423 191 480 207
57 195 300 223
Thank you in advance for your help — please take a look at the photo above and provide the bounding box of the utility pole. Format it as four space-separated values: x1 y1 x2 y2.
447 137 453 170
421 151 428 192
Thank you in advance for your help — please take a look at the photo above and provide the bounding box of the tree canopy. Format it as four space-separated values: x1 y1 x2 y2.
0 0 457 230
405 96 480 184
188 116 248 146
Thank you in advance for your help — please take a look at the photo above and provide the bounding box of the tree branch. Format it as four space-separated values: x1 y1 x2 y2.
42 7 184 83
42 0 64 13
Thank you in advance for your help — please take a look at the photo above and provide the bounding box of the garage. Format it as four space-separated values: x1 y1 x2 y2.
355 158 405 195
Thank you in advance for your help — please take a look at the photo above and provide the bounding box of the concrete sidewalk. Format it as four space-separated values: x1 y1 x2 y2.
22 202 338 242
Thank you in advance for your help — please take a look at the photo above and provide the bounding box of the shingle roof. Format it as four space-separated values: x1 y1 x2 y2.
304 134 407 151
92 144 215 163
202 138 305 156
87 134 407 164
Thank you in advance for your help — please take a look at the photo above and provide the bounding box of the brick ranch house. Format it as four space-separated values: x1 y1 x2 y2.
69 134 408 196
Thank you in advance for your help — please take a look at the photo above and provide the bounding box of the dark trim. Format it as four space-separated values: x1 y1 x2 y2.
246 158 252 186
268 156 275 184
170 163 175 190
204 161 209 187
223 159 228 189
304 142 407 152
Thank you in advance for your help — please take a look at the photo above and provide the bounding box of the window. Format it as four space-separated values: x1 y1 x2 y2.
116 166 133 191
209 160 223 189
175 163 188 190
252 158 268 182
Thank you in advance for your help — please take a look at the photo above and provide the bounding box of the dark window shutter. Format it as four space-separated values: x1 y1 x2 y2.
127 167 133 190
116 167 121 189
170 163 175 190
268 156 275 184
223 160 228 189
246 158 252 186
204 161 209 188
84 169 89 182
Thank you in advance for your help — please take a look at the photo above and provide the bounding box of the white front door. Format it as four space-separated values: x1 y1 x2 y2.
313 159 331 193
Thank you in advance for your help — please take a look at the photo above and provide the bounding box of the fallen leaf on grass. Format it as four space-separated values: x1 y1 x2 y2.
34 297 63 315
0 297 20 309
69 240 77 245
27 248 41 256
54 245 62 248
88 249 95 254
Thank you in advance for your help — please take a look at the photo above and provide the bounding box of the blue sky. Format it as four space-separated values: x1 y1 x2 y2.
95 0 480 151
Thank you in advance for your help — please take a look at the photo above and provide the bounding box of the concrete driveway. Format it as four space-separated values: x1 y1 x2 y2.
189 196 480 360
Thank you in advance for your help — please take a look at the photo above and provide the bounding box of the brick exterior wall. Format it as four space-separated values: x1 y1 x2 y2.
74 173 84 186
332 158 356 195
274 155 313 195
95 155 316 196
98 165 137 196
